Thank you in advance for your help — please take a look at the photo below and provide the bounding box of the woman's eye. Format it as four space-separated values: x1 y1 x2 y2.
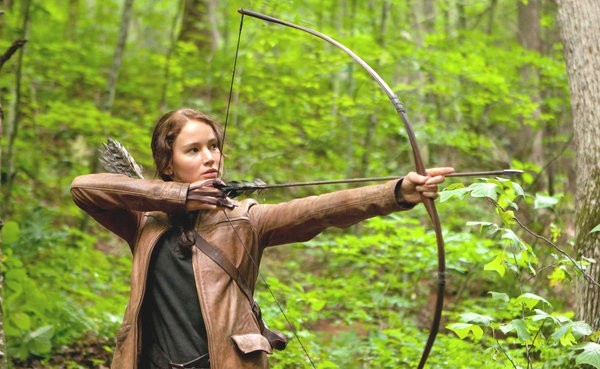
210 144 219 150
189 148 199 153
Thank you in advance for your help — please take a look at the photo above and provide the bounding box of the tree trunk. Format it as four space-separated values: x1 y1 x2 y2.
65 0 79 41
0 218 6 369
2 0 30 217
177 0 221 102
556 0 600 330
80 0 134 231
159 0 184 111
517 0 545 191
0 89 6 369
178 0 220 54
0 12 27 369
101 0 134 113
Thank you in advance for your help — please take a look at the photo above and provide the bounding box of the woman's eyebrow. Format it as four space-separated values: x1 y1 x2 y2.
181 137 218 147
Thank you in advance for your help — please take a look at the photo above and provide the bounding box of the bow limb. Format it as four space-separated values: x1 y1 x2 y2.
238 9 445 368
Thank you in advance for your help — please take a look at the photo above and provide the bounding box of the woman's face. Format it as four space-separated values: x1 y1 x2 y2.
169 120 222 183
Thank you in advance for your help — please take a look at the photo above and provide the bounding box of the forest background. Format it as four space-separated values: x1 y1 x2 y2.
0 0 599 368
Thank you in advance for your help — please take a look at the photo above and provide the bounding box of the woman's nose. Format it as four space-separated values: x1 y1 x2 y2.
201 147 215 164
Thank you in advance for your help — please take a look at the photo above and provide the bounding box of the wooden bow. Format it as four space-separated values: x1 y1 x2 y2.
226 8 446 368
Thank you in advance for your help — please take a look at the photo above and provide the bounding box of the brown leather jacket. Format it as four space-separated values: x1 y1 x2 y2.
71 173 411 369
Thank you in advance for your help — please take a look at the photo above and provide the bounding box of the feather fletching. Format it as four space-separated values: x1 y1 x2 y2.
99 138 144 179
217 178 267 198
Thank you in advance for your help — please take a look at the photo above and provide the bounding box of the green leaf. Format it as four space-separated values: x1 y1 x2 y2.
25 325 54 356
534 193 561 209
489 291 510 303
572 321 594 338
575 342 600 368
484 253 506 277
511 319 532 342
317 360 340 369
501 229 525 249
460 312 494 326
440 186 469 202
447 323 484 340
13 312 31 330
467 221 499 234
551 323 575 346
514 293 551 310
531 309 560 324
468 182 499 201
1 220 20 244
511 182 526 198
309 299 327 311
591 224 600 233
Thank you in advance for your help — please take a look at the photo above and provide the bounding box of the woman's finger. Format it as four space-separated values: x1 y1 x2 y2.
425 167 455 177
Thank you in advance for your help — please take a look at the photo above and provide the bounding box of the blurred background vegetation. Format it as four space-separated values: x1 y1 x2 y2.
1 0 596 368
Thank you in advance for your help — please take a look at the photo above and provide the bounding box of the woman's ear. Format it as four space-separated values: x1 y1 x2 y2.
164 164 174 178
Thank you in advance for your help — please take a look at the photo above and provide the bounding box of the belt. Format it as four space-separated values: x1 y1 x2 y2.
148 344 210 369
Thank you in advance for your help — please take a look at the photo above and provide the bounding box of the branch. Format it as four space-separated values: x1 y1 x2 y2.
0 39 27 72
492 200 600 288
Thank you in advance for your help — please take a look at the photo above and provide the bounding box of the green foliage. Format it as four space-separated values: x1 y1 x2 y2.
2 208 130 360
441 179 599 368
0 0 585 367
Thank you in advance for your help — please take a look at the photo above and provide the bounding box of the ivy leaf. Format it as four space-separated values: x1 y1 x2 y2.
467 221 499 235
552 321 592 346
552 323 576 346
531 309 561 324
460 312 494 326
309 298 327 311
548 265 568 286
498 208 517 226
468 182 499 201
484 253 506 277
501 229 526 249
1 220 20 244
488 291 510 303
511 182 526 198
446 323 484 340
534 193 561 209
25 325 54 356
440 186 469 202
514 293 551 310
572 321 594 338
575 342 600 368
13 312 31 331
511 319 532 342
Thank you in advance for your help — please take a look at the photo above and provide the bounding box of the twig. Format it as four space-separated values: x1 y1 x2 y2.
0 39 27 72
527 133 574 192
492 200 599 288
494 329 519 369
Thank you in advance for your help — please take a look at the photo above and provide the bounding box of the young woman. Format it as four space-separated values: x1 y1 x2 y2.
71 108 454 369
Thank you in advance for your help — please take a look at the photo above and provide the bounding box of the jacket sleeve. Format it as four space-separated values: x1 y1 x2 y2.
249 179 416 247
70 173 189 247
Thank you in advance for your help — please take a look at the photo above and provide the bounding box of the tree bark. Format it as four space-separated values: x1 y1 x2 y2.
2 0 30 217
177 0 221 101
80 0 134 231
159 0 184 111
556 0 600 330
517 0 545 191
65 0 80 41
101 0 134 113
0 10 27 369
178 0 220 54
0 218 5 369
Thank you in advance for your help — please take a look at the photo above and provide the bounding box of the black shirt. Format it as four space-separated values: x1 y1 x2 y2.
141 228 208 365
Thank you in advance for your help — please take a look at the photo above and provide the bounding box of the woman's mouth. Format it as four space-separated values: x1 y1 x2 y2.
202 169 219 179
